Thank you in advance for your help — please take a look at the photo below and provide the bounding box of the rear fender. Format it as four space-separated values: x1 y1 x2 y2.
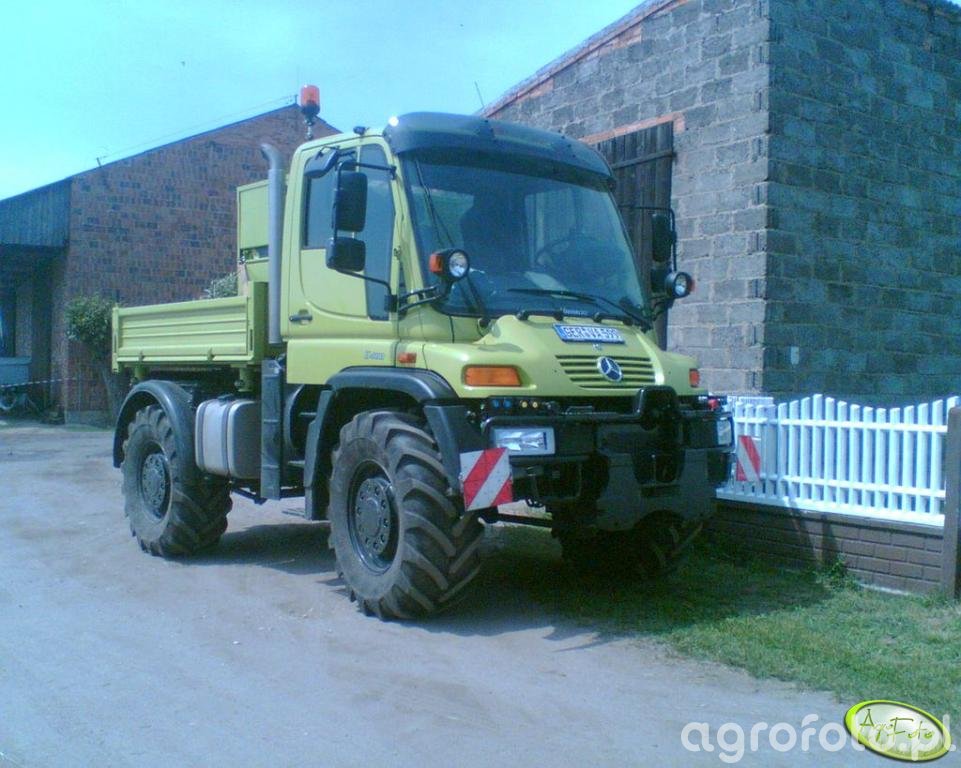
112 380 197 484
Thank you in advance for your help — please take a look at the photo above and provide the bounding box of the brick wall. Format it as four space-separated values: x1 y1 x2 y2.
57 105 336 415
763 0 961 403
485 0 773 393
708 501 945 593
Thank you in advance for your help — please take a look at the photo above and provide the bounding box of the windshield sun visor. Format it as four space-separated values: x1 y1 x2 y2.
384 112 611 180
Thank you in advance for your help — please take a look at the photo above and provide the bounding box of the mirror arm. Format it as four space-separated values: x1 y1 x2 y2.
396 284 448 317
332 268 393 296
398 285 440 302
650 294 674 321
331 268 397 314
337 159 397 179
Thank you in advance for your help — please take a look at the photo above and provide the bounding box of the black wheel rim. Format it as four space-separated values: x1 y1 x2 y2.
347 464 398 573
139 445 171 520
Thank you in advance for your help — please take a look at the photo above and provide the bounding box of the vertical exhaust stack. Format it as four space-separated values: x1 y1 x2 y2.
260 143 284 346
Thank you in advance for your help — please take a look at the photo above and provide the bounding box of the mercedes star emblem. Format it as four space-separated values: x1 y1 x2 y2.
596 356 623 382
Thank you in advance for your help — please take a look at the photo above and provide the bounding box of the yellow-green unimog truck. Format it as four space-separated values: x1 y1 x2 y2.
111 110 734 619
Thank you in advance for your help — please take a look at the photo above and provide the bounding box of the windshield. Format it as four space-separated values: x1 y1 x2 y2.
402 152 649 320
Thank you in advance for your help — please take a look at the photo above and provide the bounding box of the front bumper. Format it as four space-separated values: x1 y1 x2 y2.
478 390 733 531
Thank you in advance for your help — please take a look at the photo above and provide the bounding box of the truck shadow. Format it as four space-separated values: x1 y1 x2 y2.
193 521 335 576
421 525 841 643
191 520 593 640
190 519 840 646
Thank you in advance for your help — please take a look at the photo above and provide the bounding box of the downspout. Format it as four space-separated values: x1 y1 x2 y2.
260 143 284 346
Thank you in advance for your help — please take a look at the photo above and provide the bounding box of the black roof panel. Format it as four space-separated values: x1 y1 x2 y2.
383 112 611 179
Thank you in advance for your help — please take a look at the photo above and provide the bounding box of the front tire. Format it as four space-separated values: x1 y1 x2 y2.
328 411 483 619
122 405 231 556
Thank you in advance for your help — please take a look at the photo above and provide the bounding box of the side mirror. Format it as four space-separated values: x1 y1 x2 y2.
333 172 368 232
326 236 366 272
651 213 675 263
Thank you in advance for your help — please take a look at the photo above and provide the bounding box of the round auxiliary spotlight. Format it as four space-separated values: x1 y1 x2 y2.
664 271 694 299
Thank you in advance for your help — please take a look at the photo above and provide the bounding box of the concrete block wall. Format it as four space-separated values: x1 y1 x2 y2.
484 0 773 394
763 0 961 403
56 106 336 415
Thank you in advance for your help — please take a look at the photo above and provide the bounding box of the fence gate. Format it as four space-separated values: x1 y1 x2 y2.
594 122 674 347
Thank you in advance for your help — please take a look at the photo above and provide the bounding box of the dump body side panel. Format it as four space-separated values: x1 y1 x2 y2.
112 281 268 370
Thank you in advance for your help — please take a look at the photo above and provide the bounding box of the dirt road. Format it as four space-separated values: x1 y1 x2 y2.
0 424 877 767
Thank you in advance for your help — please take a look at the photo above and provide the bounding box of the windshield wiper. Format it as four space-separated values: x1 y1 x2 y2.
506 288 651 330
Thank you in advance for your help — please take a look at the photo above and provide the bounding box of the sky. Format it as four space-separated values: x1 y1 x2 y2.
0 0 646 200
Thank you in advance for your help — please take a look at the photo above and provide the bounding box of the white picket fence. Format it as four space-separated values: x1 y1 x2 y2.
718 394 961 527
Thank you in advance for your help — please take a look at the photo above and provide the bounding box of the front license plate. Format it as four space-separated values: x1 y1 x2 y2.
553 324 625 344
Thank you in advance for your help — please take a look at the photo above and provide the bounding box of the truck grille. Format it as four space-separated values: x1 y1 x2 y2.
556 354 656 389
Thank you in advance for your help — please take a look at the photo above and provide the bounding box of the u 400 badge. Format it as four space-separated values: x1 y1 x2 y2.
845 700 952 761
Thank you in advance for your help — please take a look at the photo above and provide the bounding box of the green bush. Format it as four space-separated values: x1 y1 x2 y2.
65 295 114 359
204 271 238 299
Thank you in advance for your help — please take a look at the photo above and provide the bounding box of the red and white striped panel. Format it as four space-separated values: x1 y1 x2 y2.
735 435 762 482
459 448 514 512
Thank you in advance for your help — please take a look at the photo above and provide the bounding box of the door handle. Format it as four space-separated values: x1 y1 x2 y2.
289 311 313 323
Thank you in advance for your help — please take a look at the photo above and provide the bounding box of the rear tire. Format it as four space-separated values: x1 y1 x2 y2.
559 512 701 579
328 411 483 619
634 513 702 578
122 405 230 556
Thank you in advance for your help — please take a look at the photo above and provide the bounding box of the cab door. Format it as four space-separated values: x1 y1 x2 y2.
285 140 399 384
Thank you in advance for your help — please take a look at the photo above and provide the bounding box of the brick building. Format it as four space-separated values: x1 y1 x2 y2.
485 0 961 404
0 104 335 422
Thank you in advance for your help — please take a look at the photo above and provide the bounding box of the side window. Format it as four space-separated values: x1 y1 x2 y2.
360 144 394 321
304 168 336 249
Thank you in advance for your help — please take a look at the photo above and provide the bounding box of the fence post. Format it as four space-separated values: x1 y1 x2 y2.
941 408 961 598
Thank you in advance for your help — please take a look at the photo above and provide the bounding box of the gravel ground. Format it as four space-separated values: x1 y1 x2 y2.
0 423 881 767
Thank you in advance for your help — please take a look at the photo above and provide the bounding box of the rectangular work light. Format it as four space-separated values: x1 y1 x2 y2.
492 427 556 456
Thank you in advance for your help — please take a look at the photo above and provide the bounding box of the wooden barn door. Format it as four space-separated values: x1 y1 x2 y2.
594 122 674 348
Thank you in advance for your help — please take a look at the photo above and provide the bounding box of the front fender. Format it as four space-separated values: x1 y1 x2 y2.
302 368 482 518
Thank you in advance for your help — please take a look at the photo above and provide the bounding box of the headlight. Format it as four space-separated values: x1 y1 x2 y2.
716 418 734 447
492 427 555 456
